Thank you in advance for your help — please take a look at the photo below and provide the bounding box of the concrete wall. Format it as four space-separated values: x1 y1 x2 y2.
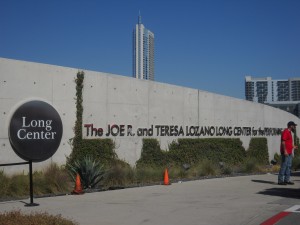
1 57 299 174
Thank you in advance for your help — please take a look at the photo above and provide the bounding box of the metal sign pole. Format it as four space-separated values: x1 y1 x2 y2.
25 160 39 207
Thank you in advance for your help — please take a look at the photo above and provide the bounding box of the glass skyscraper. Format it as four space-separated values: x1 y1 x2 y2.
133 14 154 80
245 76 300 103
245 76 300 117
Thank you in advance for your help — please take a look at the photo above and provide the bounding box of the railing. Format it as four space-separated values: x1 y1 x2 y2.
0 161 39 206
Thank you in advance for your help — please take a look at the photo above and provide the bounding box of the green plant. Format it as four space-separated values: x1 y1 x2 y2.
32 171 48 195
0 210 78 225
0 171 11 197
194 160 219 177
0 164 72 199
104 161 135 187
74 71 84 142
68 139 117 166
239 158 260 173
219 163 233 175
292 156 300 170
168 165 188 179
168 138 246 166
135 166 165 184
67 71 123 168
221 166 233 175
292 139 300 170
68 156 106 189
247 138 269 165
43 164 71 193
9 174 29 197
67 71 84 166
32 164 72 195
273 152 281 165
136 139 169 168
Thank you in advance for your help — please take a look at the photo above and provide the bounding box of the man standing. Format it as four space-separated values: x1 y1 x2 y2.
278 121 298 185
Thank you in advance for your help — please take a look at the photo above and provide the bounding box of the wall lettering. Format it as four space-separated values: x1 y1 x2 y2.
17 117 56 140
83 124 283 138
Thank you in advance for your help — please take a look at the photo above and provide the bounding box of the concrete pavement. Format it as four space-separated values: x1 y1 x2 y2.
0 173 300 225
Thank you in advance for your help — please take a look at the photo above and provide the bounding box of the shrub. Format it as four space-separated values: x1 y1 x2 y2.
135 166 165 184
168 165 188 180
135 137 244 181
273 152 281 165
190 160 220 177
33 164 73 195
219 162 233 175
68 139 117 167
247 138 269 165
0 171 10 197
9 174 29 197
168 138 246 165
239 158 260 173
68 156 106 189
0 210 78 225
292 142 300 170
32 164 72 195
292 156 300 170
221 165 233 175
43 164 71 193
136 139 169 168
104 160 135 188
0 164 72 199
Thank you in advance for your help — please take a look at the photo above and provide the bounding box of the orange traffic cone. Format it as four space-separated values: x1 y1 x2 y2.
72 173 83 194
164 168 170 185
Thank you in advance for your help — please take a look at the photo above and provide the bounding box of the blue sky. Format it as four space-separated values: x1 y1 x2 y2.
1 0 299 99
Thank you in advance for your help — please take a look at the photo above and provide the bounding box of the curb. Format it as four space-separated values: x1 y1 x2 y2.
260 205 300 225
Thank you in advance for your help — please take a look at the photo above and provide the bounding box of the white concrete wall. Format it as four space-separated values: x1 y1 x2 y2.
0 58 77 173
1 57 299 174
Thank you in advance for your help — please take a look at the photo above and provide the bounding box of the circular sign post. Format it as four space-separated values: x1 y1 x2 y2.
8 100 63 206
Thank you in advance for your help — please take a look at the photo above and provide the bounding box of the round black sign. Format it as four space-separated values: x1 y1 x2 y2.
9 100 63 162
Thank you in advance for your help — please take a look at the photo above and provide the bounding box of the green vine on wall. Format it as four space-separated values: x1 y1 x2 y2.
67 71 118 166
67 71 84 164
73 71 84 148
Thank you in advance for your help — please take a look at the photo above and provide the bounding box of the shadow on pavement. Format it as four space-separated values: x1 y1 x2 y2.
251 179 276 184
257 188 300 199
291 171 300 177
252 172 300 199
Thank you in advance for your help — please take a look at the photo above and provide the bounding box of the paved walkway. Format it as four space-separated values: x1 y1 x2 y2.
0 173 300 225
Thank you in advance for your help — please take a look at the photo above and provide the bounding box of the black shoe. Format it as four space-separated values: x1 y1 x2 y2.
278 182 287 185
285 181 295 185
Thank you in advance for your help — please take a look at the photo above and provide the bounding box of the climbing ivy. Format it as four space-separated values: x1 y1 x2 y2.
73 71 84 152
67 71 117 166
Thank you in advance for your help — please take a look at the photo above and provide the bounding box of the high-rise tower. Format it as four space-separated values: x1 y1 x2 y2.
133 13 154 80
245 76 300 117
245 76 300 103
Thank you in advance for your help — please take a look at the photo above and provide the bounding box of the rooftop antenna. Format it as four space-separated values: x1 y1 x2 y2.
138 10 142 24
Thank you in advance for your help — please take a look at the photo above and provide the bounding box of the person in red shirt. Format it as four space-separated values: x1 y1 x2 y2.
278 121 298 185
